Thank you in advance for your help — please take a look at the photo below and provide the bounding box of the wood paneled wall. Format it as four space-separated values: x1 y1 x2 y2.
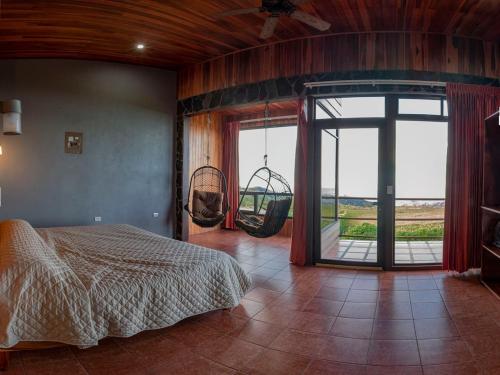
222 101 298 124
188 112 223 236
178 32 500 99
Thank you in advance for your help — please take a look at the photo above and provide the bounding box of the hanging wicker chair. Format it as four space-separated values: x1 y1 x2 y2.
235 166 292 238
184 165 230 228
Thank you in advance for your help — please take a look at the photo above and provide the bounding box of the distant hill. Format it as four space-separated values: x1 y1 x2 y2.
399 200 445 208
246 186 268 192
321 196 375 207
338 198 375 207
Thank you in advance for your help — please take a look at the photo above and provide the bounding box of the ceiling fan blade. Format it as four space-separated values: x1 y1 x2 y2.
218 7 260 17
290 10 331 31
289 0 311 5
260 16 279 39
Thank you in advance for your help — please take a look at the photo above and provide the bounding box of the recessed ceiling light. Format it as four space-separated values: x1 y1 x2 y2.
136 43 145 50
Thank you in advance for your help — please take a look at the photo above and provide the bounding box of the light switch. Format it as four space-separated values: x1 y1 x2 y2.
94 216 102 222
153 212 159 218
386 185 394 195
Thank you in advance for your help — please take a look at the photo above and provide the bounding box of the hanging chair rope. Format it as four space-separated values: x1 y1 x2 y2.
264 102 269 167
206 112 211 166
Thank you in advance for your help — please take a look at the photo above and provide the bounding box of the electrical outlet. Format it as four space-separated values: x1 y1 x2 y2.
153 212 159 218
94 216 102 222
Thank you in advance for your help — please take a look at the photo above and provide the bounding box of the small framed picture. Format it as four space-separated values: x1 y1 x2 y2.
65 132 83 154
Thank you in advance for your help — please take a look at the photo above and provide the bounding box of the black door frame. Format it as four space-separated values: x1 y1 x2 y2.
312 102 386 269
310 94 448 270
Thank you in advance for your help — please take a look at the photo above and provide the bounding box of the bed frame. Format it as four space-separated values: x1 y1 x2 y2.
0 342 65 371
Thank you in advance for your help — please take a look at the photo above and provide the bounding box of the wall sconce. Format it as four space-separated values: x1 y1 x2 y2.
1 99 22 135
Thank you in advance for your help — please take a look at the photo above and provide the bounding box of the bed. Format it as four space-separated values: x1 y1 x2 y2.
0 219 251 368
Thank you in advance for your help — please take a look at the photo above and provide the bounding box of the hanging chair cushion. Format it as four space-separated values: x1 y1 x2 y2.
235 215 264 232
262 198 292 228
236 198 292 235
192 189 224 225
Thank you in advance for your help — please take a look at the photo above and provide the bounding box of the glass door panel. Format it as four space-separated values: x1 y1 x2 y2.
320 129 340 260
320 127 379 264
395 121 447 264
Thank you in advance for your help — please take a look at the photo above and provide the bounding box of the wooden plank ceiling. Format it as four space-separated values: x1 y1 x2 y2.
0 0 498 69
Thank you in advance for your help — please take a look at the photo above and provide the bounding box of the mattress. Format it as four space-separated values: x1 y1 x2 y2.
0 220 251 348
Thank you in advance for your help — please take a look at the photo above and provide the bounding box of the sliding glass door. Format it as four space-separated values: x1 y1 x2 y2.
394 99 448 265
313 95 448 269
315 96 385 267
319 127 381 264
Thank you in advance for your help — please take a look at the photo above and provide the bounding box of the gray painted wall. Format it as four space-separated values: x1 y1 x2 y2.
0 59 176 236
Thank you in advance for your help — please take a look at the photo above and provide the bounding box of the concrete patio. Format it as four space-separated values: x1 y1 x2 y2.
323 239 443 264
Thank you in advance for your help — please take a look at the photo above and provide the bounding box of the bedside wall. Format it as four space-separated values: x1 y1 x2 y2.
0 59 177 236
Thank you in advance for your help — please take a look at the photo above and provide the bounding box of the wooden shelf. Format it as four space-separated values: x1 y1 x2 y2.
482 111 500 299
481 279 500 300
485 110 500 122
482 206 500 215
483 244 500 259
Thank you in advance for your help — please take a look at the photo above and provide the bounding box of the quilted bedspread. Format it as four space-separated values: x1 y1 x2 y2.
0 220 251 348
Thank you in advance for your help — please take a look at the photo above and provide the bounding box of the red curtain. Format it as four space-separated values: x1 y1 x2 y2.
444 83 500 273
222 121 240 230
290 98 309 266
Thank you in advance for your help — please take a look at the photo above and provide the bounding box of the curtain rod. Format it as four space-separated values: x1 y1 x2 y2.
304 79 447 88
239 115 297 124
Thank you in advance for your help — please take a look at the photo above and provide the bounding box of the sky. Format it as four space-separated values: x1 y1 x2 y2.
239 97 448 199
239 126 297 190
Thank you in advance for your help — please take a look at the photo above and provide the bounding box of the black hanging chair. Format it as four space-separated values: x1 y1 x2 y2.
235 102 293 238
184 113 230 228
235 167 292 238
185 165 230 228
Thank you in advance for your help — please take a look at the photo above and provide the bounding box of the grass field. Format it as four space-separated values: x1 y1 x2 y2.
240 193 444 241
321 202 444 240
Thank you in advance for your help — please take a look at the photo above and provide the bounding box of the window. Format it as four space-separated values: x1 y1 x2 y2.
314 94 448 267
398 98 445 116
316 97 385 119
239 125 297 214
396 121 447 199
316 105 331 120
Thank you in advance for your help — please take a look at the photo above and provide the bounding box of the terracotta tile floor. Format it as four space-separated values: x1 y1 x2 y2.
5 230 500 375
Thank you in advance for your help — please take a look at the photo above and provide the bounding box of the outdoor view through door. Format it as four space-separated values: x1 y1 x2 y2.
317 97 384 265
321 127 380 262
395 99 447 264
316 95 448 267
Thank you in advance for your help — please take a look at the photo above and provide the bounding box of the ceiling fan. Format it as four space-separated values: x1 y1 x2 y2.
218 0 331 39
